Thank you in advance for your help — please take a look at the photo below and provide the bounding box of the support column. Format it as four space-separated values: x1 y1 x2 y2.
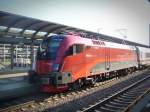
10 44 14 70
3 44 5 62
149 24 150 47
15 45 18 67
26 45 28 67
30 39 34 69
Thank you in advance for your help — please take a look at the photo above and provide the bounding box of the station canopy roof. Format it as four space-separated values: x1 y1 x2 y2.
0 11 90 39
0 11 149 48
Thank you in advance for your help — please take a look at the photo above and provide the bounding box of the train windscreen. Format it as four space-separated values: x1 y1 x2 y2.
37 36 64 60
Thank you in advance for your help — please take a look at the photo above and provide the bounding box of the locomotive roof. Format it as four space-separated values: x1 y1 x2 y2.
66 35 136 50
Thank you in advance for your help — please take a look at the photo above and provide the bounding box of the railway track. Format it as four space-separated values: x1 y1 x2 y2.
0 93 49 112
0 101 35 112
81 74 150 112
0 69 149 112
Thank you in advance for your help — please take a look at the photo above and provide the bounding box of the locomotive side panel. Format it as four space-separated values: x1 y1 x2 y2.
60 41 138 82
61 48 87 82
85 46 106 75
90 47 138 75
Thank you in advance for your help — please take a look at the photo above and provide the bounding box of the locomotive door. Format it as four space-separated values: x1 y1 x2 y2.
105 47 110 71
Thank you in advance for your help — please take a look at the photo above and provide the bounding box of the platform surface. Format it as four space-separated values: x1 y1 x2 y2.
0 72 28 79
0 74 39 101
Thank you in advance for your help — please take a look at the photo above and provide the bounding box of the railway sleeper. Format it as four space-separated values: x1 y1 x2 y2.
100 106 119 112
113 99 132 104
130 89 147 93
134 87 149 91
116 97 133 102
94 109 102 112
123 92 140 96
109 101 128 107
105 103 125 110
119 94 137 99
127 90 144 94
125 91 143 95
122 93 138 98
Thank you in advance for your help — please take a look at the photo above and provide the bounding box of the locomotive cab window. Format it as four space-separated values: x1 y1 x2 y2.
65 44 84 56
73 44 84 55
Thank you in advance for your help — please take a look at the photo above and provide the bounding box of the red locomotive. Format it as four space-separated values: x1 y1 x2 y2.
32 34 150 93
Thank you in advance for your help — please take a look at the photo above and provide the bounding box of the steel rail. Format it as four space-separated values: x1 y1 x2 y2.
82 74 150 112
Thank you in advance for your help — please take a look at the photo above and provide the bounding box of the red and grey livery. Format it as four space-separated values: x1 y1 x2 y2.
31 34 150 93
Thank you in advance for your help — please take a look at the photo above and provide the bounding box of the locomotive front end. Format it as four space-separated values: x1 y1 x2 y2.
36 35 71 93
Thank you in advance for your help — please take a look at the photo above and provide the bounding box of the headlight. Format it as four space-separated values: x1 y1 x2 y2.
52 64 59 71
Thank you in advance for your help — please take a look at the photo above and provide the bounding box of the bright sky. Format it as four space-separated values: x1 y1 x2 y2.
0 0 150 45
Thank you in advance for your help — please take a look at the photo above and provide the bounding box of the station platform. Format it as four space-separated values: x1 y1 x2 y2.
0 72 28 79
0 72 40 101
0 67 29 76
